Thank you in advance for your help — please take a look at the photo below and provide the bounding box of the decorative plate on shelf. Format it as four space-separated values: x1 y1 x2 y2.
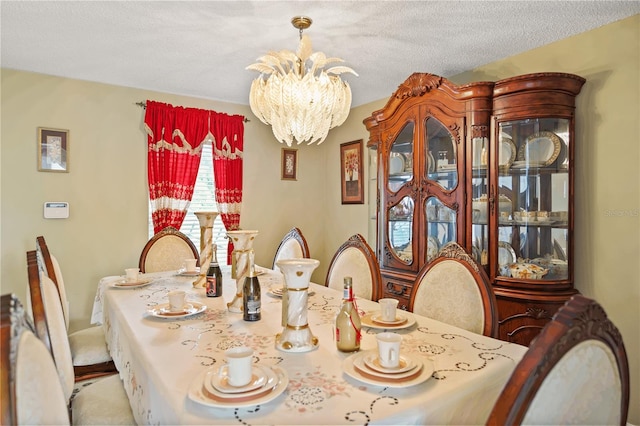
498 241 516 266
427 151 435 173
517 131 563 166
499 135 517 169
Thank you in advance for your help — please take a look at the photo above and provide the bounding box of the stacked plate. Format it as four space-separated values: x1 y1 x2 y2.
188 365 288 408
344 350 433 388
361 312 416 330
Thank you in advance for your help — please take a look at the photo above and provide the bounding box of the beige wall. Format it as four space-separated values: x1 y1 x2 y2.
1 14 638 423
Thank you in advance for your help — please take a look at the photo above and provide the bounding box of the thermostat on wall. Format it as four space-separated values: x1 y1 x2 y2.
44 202 69 219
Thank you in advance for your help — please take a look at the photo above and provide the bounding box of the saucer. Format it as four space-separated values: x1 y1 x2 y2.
344 352 433 388
189 366 288 407
371 313 408 326
112 277 153 288
361 312 416 330
363 351 416 374
146 302 206 318
210 366 267 394
177 270 200 277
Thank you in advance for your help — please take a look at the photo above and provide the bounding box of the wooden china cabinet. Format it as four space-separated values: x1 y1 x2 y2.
365 72 585 346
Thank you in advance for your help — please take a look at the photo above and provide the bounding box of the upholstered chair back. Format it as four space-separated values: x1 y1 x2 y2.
1 294 70 426
409 242 497 337
325 234 381 301
272 227 310 270
139 226 199 273
487 295 630 425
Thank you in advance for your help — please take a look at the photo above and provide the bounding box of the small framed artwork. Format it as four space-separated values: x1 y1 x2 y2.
281 148 297 180
38 127 69 172
340 139 364 204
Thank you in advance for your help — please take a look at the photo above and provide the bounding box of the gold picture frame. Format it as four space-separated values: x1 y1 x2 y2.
38 127 69 172
340 139 364 204
281 148 297 180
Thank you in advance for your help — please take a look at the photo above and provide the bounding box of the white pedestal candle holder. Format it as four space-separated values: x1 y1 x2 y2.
193 211 219 288
275 258 320 352
226 230 259 312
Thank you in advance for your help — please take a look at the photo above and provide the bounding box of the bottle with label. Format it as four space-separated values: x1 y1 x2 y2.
206 244 223 298
242 250 261 321
335 277 361 352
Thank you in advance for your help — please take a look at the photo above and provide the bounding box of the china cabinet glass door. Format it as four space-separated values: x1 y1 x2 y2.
386 122 414 266
494 118 570 281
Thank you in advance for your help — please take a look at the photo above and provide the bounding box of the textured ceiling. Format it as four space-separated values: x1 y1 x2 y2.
2 1 639 107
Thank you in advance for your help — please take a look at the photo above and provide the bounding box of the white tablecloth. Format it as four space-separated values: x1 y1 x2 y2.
91 267 527 425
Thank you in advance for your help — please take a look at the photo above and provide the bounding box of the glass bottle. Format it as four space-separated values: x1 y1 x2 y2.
335 277 361 352
242 250 261 321
206 244 223 298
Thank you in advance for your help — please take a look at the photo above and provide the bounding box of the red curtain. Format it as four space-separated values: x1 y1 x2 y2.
210 112 245 263
144 101 210 233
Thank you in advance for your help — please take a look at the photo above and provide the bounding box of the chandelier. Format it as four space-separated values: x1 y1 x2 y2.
247 16 358 146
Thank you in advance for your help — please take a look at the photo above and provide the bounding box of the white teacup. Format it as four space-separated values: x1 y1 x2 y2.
376 332 402 368
221 346 254 387
378 298 399 322
124 268 139 282
168 290 186 312
184 258 197 272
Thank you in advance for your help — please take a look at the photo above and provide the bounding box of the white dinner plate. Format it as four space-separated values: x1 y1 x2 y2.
146 302 206 319
111 277 153 289
362 351 417 374
343 352 433 388
361 312 416 330
188 366 288 408
207 365 272 395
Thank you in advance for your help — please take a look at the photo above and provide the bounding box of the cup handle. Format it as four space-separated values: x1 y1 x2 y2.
390 348 398 363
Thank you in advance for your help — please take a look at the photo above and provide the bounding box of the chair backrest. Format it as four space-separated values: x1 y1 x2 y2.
1 294 70 425
272 227 310 269
26 251 75 401
36 236 70 329
325 234 381 301
409 242 497 337
138 226 199 273
486 295 630 425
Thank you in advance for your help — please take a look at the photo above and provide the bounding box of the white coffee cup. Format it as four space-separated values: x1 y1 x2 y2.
221 346 254 387
168 290 186 312
184 258 197 272
376 332 402 368
125 268 139 282
378 298 399 322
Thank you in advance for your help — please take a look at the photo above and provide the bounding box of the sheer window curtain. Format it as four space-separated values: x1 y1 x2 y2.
144 101 245 239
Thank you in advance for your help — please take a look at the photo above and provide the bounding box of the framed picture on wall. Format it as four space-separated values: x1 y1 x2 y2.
38 127 69 172
340 139 364 204
281 148 297 180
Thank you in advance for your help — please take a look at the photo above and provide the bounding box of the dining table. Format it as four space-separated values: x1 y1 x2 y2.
91 265 528 425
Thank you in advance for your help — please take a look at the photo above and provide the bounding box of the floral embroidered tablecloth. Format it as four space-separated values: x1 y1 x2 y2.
92 267 527 425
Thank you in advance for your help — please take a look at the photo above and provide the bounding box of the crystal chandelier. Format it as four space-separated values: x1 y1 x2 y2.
247 16 358 146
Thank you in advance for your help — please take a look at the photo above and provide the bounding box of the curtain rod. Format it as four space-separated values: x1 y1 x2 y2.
135 101 250 123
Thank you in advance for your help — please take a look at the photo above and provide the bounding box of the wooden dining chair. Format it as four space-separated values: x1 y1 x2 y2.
409 242 498 337
36 236 117 381
1 293 71 425
138 226 200 273
26 251 136 424
272 227 311 269
486 294 630 425
325 234 381 301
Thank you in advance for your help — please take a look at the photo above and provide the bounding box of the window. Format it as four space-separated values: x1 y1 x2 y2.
148 142 228 265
